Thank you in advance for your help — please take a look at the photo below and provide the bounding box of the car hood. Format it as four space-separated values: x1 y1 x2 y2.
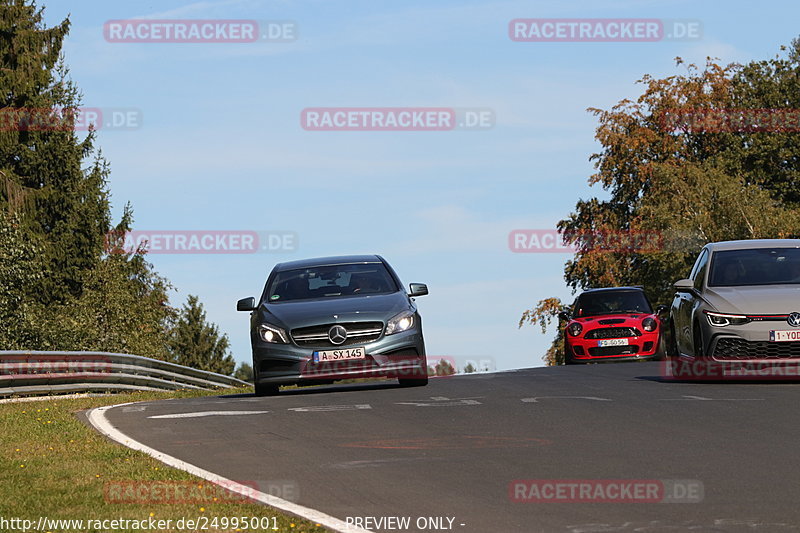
705 285 800 314
260 292 411 328
574 313 654 326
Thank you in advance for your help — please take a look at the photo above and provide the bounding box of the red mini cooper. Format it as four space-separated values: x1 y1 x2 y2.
560 287 666 364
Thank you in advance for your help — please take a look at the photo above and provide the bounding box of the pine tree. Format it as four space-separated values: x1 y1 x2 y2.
0 2 176 356
168 295 235 375
1 1 110 301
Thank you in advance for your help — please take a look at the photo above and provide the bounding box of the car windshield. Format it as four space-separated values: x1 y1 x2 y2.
573 290 652 317
266 263 398 302
709 248 800 287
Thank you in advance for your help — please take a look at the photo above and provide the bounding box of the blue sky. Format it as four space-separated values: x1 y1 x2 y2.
41 0 800 371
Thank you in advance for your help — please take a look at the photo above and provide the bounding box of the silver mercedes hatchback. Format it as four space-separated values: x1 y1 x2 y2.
237 255 429 395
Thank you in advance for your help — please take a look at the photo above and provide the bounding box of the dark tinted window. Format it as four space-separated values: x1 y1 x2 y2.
573 290 652 317
709 248 800 287
266 263 398 302
691 249 709 291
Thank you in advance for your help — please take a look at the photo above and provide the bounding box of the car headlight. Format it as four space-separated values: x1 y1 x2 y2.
386 311 415 335
642 317 658 332
567 322 583 337
258 323 288 343
704 311 750 327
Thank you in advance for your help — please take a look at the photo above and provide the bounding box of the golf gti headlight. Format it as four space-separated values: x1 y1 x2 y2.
705 311 750 327
258 323 288 343
567 322 583 337
642 317 658 332
386 311 415 335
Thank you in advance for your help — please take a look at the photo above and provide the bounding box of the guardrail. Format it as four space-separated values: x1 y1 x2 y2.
0 351 249 397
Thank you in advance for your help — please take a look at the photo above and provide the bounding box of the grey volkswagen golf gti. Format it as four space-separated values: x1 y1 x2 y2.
237 255 429 395
670 239 800 378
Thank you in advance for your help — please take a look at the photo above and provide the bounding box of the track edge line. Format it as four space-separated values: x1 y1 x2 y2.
86 403 373 533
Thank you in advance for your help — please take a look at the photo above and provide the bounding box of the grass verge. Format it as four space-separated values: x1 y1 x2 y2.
0 388 330 533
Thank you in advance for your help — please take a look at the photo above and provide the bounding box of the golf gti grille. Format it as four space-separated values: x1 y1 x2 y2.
712 338 800 360
584 327 642 339
291 322 384 347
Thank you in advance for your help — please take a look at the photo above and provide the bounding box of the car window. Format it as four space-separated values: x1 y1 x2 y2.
266 263 398 302
708 248 800 287
573 290 653 317
691 249 709 291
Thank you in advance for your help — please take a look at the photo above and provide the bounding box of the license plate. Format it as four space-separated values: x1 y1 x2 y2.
597 338 629 347
313 347 366 362
770 330 800 342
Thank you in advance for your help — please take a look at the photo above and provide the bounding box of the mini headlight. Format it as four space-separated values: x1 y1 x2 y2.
258 323 288 343
642 317 657 332
705 311 749 327
386 311 415 335
567 322 583 337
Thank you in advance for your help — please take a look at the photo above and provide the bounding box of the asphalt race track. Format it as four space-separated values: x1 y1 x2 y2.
97 362 800 533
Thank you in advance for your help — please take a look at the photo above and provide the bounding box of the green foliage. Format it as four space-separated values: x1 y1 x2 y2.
233 362 254 382
168 295 235 376
0 2 217 371
0 212 44 347
519 297 569 366
521 41 800 365
462 362 476 374
432 358 456 377
0 1 110 302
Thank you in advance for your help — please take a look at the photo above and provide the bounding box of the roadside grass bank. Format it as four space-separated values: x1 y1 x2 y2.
0 388 329 533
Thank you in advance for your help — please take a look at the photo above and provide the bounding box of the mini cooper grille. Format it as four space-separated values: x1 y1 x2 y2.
584 327 642 339
587 345 639 357
291 322 383 347
712 338 800 360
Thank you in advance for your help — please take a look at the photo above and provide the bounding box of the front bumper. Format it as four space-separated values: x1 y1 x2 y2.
252 328 427 385
704 320 800 362
566 332 660 363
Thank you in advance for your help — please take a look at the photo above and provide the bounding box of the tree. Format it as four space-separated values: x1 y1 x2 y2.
233 362 254 383
434 359 456 377
521 42 800 365
462 363 476 374
0 212 44 348
168 295 235 375
0 2 178 357
0 1 110 302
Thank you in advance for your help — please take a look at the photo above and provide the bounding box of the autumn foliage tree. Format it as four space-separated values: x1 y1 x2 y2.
522 40 800 365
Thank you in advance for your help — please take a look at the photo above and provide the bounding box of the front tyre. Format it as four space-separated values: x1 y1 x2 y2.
254 383 280 396
398 377 428 387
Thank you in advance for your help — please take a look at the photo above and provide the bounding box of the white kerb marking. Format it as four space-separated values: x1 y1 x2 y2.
87 403 372 533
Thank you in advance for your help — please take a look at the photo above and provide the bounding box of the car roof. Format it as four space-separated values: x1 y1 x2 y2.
578 286 644 295
705 239 800 252
274 255 384 272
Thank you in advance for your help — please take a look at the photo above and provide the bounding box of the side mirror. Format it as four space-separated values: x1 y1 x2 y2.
409 283 428 297
237 297 257 311
655 304 669 318
558 311 571 321
673 279 694 292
